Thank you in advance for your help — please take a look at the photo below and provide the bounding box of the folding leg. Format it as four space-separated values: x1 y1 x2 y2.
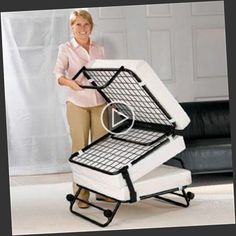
154 188 195 207
66 187 121 227
66 186 194 227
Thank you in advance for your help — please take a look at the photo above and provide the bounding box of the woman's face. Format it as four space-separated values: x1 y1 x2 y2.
71 15 92 42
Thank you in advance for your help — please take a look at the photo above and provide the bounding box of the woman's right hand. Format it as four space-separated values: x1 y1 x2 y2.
67 80 82 91
58 76 82 91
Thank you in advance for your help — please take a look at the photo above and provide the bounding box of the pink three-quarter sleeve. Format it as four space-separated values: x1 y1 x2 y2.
53 44 69 81
53 39 107 107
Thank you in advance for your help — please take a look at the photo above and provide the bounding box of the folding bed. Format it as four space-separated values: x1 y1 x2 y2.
66 60 194 227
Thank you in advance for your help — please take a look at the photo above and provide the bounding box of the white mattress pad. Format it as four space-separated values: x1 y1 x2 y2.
72 164 192 201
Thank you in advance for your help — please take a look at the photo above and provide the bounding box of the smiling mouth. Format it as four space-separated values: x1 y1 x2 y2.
78 32 89 36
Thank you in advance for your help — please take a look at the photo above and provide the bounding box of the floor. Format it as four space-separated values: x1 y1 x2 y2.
10 172 235 235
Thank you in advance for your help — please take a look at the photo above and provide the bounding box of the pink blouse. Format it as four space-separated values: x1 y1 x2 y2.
53 38 106 107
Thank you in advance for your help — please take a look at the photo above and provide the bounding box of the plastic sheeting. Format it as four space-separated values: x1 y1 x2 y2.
1 9 76 175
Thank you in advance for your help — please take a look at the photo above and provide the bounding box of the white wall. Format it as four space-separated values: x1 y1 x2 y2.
90 1 228 102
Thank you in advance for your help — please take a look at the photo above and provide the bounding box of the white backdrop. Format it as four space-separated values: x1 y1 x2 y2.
1 9 75 175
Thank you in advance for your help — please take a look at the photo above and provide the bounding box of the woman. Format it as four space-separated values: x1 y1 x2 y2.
54 9 112 208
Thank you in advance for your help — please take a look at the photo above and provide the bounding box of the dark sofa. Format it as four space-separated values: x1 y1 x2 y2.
166 100 232 174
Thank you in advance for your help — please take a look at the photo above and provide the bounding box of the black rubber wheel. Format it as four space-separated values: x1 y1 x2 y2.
104 209 112 218
66 194 75 202
187 192 195 200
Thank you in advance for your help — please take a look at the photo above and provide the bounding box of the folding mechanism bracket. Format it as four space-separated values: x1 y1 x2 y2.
120 166 137 202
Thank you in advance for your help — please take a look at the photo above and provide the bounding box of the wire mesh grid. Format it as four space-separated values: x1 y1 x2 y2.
112 127 166 145
71 129 168 174
84 69 173 127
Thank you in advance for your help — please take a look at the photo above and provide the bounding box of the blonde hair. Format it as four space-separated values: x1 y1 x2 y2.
70 9 94 31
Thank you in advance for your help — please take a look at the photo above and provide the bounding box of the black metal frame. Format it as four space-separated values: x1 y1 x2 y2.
69 131 170 176
66 183 194 227
66 186 121 227
66 65 194 227
72 66 175 128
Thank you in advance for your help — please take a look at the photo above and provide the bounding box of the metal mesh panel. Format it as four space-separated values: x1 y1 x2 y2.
71 130 168 174
84 69 173 127
112 128 166 145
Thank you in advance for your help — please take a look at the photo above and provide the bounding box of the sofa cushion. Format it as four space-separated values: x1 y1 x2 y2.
166 138 232 174
179 101 230 139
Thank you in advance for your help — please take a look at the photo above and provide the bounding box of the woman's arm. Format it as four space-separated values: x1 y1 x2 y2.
53 44 80 90
58 76 82 91
53 44 82 91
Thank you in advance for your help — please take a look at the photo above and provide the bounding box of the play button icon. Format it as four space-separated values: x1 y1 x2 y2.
101 101 135 135
111 107 129 128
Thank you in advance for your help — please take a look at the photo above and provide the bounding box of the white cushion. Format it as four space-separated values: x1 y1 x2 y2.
72 164 192 201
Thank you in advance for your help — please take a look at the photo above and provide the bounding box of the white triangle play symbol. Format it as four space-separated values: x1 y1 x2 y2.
111 108 129 128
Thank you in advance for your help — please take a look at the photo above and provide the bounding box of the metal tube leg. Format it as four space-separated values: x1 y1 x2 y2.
66 188 122 227
155 189 194 208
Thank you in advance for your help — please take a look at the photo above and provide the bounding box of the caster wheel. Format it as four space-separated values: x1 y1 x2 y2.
187 192 194 200
66 194 75 202
104 209 112 218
